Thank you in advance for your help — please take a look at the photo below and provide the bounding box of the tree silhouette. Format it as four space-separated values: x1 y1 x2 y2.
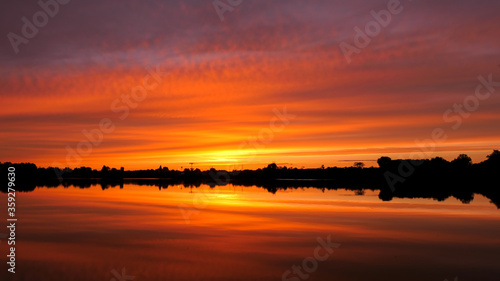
451 154 472 167
377 157 392 169
353 162 365 168
265 163 278 170
485 150 500 167
430 157 450 168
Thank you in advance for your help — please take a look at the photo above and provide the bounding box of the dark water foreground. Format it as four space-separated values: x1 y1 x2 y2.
1 182 499 281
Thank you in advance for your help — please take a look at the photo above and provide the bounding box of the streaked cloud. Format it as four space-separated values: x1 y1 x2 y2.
1 0 499 169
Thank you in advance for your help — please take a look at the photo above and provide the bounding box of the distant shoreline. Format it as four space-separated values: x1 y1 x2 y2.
2 150 499 208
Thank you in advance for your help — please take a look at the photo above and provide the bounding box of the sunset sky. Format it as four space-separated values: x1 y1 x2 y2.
1 0 500 170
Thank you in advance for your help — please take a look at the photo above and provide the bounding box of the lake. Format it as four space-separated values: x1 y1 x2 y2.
2 182 500 281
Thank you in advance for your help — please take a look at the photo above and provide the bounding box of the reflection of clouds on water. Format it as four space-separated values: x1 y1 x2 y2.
9 183 500 281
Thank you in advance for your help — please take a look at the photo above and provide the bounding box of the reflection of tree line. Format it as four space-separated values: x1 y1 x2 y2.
1 150 499 208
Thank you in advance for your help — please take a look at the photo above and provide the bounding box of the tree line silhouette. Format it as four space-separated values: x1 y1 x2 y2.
1 150 499 207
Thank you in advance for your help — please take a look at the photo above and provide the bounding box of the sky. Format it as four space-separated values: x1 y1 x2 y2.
1 0 500 170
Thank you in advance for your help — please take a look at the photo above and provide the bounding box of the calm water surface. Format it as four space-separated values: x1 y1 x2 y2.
2 183 500 281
